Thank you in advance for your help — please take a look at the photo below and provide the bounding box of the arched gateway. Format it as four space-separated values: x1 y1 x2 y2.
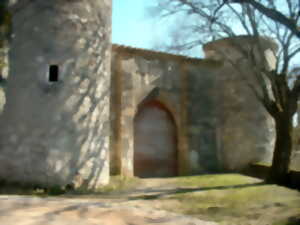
134 101 178 177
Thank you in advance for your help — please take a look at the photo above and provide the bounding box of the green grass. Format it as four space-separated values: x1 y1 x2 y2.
154 174 300 225
272 216 300 225
68 175 141 195
175 173 258 188
95 175 140 193
252 161 300 172
0 174 299 225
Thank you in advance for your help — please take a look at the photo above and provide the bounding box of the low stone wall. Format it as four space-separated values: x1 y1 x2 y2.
243 164 300 189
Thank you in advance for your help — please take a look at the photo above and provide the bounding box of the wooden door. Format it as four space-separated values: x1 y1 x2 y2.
134 102 177 177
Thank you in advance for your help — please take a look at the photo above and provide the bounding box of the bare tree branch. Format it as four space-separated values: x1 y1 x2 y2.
225 0 300 38
151 0 300 186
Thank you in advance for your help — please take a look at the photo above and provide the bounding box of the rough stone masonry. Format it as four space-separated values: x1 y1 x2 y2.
0 0 279 189
0 0 111 188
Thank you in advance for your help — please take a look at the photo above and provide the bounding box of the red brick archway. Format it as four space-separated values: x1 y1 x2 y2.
134 101 178 177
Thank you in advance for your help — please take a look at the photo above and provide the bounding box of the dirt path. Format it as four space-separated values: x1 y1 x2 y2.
0 178 219 225
1 175 299 225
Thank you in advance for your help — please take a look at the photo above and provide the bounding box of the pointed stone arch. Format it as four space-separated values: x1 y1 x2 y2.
134 100 178 177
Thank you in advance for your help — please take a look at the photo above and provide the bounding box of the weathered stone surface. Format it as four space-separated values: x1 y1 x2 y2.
291 151 300 171
110 46 221 176
0 0 112 188
111 37 277 177
0 4 281 188
203 36 275 171
134 102 177 177
186 65 220 173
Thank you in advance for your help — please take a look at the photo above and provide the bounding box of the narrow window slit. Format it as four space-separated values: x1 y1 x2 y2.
49 65 59 82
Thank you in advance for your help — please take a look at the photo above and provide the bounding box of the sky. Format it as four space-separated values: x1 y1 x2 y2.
112 0 161 49
112 0 202 57
112 0 299 65
111 0 299 124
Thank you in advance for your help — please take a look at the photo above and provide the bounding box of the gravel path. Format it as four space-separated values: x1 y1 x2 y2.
0 178 219 225
0 196 218 225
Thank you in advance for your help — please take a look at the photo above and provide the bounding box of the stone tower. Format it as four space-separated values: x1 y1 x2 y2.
0 0 112 188
203 36 276 171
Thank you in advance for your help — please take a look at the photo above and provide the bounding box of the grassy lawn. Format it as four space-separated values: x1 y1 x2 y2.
70 175 141 195
151 174 300 225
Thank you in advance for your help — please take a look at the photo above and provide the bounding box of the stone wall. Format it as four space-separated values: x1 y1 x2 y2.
0 42 8 115
110 38 276 176
186 64 221 173
203 36 275 171
290 151 300 171
134 101 178 177
110 46 184 176
0 6 280 187
110 45 221 176
0 0 112 188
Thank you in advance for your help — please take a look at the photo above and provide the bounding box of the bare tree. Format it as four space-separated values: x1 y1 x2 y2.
150 0 300 185
222 0 300 38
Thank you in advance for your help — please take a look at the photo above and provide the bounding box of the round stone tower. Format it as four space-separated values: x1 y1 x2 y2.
203 36 276 171
0 0 112 188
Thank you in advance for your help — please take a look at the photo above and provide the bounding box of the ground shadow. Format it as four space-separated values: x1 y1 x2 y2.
128 181 266 200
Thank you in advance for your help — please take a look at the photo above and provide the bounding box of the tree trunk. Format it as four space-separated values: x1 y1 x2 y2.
267 113 293 185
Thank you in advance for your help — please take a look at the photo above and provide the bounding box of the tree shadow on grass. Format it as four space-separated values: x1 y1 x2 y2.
285 217 300 225
128 181 267 200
